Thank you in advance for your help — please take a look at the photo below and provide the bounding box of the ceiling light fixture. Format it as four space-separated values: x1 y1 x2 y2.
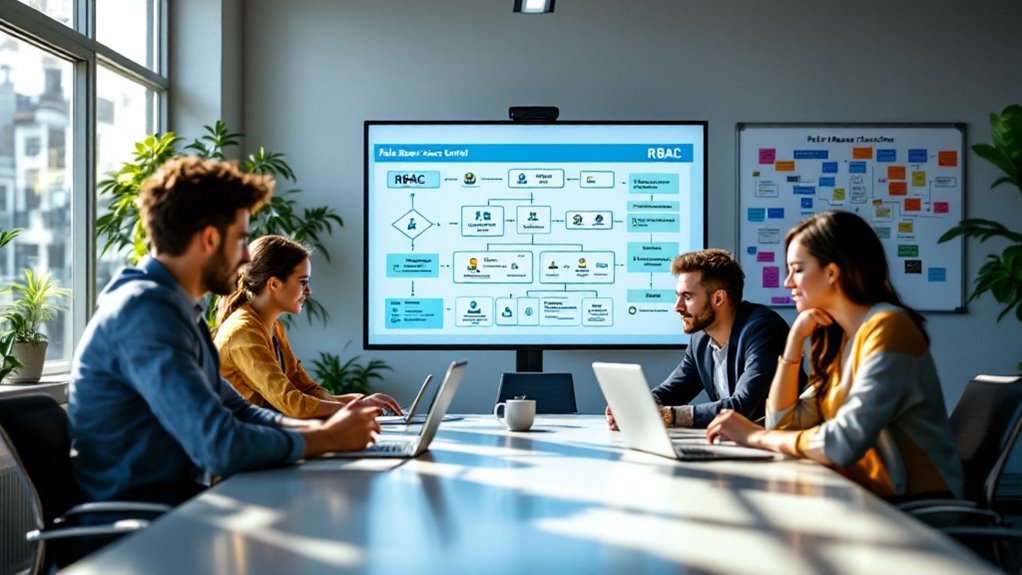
513 0 555 14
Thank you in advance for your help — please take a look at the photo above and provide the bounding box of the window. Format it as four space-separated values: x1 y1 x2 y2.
1 0 166 372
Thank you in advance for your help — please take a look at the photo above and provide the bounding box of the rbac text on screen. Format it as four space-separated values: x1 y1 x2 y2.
647 147 685 159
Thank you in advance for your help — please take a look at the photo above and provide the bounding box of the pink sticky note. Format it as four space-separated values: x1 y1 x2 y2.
763 266 780 288
934 201 949 214
759 148 776 164
757 251 775 262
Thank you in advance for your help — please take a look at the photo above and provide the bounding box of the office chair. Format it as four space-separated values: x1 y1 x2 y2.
0 394 169 574
496 372 577 414
899 375 1022 571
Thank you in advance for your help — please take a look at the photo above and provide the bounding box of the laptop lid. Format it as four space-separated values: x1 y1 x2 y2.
403 373 434 422
408 360 468 455
592 362 677 458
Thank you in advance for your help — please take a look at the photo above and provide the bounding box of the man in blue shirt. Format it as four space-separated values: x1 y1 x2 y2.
70 156 379 505
606 249 798 429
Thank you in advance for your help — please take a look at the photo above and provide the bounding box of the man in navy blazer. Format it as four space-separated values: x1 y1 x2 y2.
606 249 798 429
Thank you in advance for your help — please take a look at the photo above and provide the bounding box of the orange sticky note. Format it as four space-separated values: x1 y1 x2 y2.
938 151 958 167
887 166 906 180
889 181 908 196
853 147 873 159
775 160 795 172
904 198 921 211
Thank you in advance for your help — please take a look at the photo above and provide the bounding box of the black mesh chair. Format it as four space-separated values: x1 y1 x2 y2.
899 375 1022 571
0 394 169 573
496 372 577 414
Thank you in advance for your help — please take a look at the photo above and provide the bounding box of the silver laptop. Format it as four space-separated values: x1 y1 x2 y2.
592 362 778 461
378 373 433 425
320 360 467 459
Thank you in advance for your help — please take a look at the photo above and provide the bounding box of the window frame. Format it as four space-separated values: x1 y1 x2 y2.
0 0 168 374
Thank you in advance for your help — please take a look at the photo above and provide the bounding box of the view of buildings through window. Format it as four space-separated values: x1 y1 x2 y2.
1 0 163 367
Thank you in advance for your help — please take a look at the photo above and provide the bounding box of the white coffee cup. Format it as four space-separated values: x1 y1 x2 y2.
493 399 536 431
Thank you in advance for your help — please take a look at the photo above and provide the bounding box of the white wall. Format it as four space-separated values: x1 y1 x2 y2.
237 0 1022 415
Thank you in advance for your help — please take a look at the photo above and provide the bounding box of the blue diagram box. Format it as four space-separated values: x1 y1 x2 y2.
747 246 758 255
928 267 947 282
877 149 897 162
627 214 681 232
908 149 928 163
794 150 829 160
629 173 679 194
793 185 816 195
628 200 680 211
626 242 678 273
767 207 785 219
819 177 836 187
386 253 439 278
849 162 867 174
386 171 441 188
385 298 444 329
801 198 814 209
747 207 766 222
627 289 676 303
821 162 839 173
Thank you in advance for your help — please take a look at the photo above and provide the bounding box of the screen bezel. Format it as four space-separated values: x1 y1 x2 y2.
363 120 708 351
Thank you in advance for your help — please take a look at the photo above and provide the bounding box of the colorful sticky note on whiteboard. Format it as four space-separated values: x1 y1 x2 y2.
904 198 922 211
898 221 914 234
912 171 927 187
887 166 906 180
833 188 846 201
889 181 908 196
853 147 873 159
938 150 958 167
775 160 795 171
934 201 949 214
762 266 780 288
756 251 775 262
759 148 776 164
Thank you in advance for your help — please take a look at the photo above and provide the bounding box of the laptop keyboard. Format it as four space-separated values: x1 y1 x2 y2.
366 441 411 454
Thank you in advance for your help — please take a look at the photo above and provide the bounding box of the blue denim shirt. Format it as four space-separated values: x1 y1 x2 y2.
69 256 305 503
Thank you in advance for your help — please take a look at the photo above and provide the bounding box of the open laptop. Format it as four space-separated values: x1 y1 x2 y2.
320 360 467 459
378 374 433 425
592 362 778 461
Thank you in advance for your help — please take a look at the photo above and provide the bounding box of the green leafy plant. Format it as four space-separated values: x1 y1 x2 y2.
2 269 72 344
97 121 344 326
309 344 392 396
940 104 1022 370
0 228 23 379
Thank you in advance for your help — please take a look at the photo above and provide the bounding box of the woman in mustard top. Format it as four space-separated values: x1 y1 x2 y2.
706 211 963 500
214 235 401 419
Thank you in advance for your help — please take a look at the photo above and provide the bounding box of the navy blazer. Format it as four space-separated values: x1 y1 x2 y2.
651 301 799 428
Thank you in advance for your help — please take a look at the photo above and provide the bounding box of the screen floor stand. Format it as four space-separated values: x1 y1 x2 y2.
516 349 543 372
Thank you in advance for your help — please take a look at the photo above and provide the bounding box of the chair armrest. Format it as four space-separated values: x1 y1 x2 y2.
63 501 172 518
896 498 979 513
906 505 1002 529
27 519 149 542
943 526 1022 539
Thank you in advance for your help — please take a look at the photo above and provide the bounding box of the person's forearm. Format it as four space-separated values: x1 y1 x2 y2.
335 393 364 404
766 332 807 412
746 428 802 457
276 415 322 430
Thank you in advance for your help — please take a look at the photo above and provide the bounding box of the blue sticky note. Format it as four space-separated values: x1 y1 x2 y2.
747 246 758 255
908 149 928 163
822 162 839 173
877 149 897 162
800 198 813 209
849 161 867 174
767 207 785 219
819 177 836 187
928 267 946 282
748 207 766 222
793 185 816 195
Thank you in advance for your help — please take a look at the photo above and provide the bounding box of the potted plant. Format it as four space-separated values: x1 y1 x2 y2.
1 268 71 383
97 120 344 327
940 104 1022 370
310 344 392 396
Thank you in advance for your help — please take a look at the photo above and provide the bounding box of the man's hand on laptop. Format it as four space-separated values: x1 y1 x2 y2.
604 405 618 430
359 393 403 416
301 399 383 457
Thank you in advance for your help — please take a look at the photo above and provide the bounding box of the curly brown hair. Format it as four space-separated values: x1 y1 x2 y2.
140 156 273 256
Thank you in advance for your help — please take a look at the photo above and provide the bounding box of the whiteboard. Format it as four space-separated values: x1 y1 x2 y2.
737 123 965 312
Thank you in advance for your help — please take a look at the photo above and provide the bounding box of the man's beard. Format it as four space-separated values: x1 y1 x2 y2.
682 306 715 334
202 246 241 296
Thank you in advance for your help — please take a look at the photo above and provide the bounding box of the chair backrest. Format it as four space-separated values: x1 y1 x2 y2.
496 372 577 414
949 375 1022 507
0 421 43 575
0 394 82 525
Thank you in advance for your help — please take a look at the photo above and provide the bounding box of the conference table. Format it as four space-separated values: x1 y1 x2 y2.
64 416 996 574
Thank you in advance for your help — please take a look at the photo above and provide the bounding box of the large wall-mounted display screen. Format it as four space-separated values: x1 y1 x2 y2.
364 121 707 349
